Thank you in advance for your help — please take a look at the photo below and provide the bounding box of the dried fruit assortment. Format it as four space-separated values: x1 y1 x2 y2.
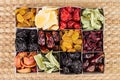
59 7 81 29
83 52 104 73
38 30 60 53
83 31 103 53
81 9 104 30
60 30 82 52
60 52 82 74
15 6 105 74
34 50 60 73
35 6 59 30
16 29 38 52
15 7 36 28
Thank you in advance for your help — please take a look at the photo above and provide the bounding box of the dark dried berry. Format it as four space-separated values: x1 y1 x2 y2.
68 52 80 60
62 67 70 74
71 60 82 74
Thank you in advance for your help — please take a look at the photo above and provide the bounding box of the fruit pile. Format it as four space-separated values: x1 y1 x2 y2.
38 30 60 53
59 7 81 29
15 7 36 28
15 6 104 74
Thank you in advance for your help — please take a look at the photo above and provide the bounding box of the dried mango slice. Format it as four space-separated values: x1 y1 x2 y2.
17 14 24 23
61 46 66 52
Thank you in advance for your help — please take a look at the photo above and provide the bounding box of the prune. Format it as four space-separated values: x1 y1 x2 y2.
29 30 38 43
28 43 38 52
16 42 27 52
71 60 82 74
16 29 29 38
46 33 55 48
62 67 70 74
16 29 38 52
60 52 82 74
68 52 80 60
38 31 45 46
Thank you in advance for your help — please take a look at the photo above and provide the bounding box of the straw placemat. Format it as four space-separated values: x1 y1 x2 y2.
0 0 120 80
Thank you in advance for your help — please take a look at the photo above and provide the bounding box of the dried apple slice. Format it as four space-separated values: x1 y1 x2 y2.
35 11 50 28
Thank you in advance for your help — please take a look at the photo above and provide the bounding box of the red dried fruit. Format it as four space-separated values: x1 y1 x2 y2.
91 53 104 63
65 6 74 13
60 21 67 30
83 60 89 69
46 33 55 48
38 31 45 46
60 8 71 21
74 22 80 29
67 21 75 29
73 8 80 21
86 64 95 72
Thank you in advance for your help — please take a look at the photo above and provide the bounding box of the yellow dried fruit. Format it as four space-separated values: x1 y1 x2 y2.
73 39 82 45
61 46 66 52
62 42 72 49
74 45 82 51
60 30 82 52
31 8 36 13
67 48 76 52
15 7 36 28
23 12 33 19
72 31 79 41
19 9 26 15
17 14 24 23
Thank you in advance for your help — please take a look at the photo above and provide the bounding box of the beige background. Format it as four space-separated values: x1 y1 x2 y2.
0 0 120 80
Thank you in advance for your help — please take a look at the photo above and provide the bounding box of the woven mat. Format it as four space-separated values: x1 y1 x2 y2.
0 0 120 80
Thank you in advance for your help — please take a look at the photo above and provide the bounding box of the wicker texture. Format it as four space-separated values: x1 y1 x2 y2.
0 0 120 80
